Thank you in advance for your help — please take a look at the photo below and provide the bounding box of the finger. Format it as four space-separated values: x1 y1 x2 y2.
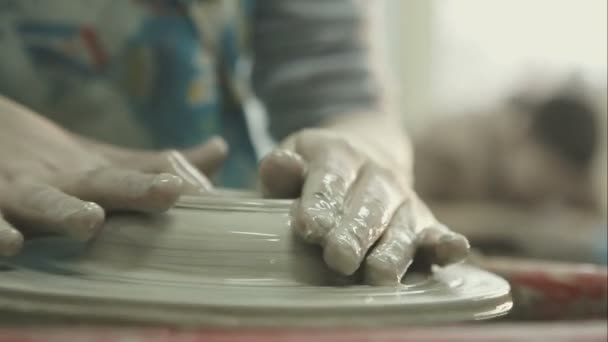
417 224 470 267
181 136 228 176
293 142 362 245
120 150 213 194
323 163 403 276
0 212 24 256
55 169 183 213
82 135 228 178
1 183 104 242
364 200 418 285
259 149 306 198
163 151 213 194
128 149 216 194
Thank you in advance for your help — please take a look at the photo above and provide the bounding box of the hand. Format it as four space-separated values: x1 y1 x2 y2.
260 129 469 285
0 97 227 256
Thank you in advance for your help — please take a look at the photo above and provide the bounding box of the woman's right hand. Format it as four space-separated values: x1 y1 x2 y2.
0 96 228 256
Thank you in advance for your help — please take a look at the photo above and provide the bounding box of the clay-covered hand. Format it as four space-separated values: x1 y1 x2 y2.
0 97 227 256
260 129 469 285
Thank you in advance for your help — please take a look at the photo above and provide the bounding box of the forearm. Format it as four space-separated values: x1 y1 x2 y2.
252 0 383 139
252 0 411 179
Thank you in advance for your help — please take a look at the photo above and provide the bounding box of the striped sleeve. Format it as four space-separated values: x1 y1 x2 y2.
251 0 382 140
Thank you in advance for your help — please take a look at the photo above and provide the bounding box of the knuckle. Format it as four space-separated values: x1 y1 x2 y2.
20 184 57 209
295 129 358 154
362 196 388 217
341 219 376 250
294 204 336 243
89 168 150 196
80 167 111 187
294 211 320 242
389 225 418 247
318 173 349 197
364 162 397 184
390 200 418 230
16 183 81 218
366 250 400 273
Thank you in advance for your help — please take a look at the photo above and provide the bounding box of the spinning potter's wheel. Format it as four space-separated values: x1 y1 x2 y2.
0 195 512 327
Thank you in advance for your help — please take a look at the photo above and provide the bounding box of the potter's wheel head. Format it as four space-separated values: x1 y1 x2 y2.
0 195 512 327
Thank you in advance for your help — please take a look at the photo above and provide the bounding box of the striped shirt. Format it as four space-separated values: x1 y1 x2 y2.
0 0 380 187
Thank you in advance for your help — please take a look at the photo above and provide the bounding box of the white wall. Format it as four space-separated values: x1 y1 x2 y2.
432 0 607 112
383 0 432 130
384 0 607 118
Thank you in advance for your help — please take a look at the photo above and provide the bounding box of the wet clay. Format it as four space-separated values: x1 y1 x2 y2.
0 194 511 328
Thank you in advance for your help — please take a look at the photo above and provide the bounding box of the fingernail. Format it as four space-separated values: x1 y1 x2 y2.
323 233 362 276
166 154 212 191
150 173 183 193
297 211 335 243
207 136 229 154
146 174 184 211
66 202 105 241
0 228 24 257
365 254 402 286
314 213 335 230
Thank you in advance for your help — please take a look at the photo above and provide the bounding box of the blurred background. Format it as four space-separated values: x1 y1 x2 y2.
385 0 606 123
383 0 607 265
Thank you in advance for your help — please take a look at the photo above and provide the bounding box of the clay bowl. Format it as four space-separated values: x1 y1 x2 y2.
0 193 512 327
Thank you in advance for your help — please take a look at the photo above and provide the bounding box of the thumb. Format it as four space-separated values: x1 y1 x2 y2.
259 149 307 198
